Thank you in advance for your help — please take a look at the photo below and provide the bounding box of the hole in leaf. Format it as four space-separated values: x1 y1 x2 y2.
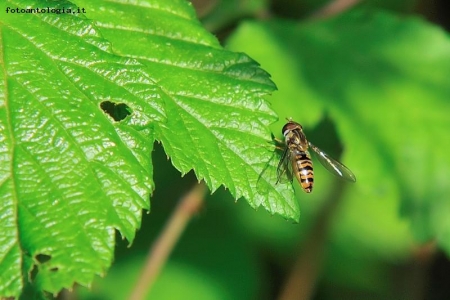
100 101 131 121
50 267 59 272
35 253 51 264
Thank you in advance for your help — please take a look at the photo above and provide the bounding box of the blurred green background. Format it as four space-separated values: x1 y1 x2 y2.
74 0 450 299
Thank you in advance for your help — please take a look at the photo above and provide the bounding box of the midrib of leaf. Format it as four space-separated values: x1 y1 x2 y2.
0 24 22 296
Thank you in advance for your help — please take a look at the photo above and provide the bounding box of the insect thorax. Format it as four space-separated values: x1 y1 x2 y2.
285 130 308 151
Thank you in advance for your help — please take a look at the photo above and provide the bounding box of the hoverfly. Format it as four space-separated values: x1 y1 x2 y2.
259 119 356 193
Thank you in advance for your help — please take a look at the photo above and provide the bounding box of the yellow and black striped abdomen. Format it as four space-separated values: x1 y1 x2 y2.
293 150 314 193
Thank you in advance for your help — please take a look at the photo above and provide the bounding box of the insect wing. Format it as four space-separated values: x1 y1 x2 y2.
276 147 294 184
257 147 293 194
256 151 278 194
308 142 356 182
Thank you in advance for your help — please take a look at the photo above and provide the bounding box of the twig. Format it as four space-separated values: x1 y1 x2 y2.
128 182 207 300
311 0 361 20
277 179 347 300
402 241 437 300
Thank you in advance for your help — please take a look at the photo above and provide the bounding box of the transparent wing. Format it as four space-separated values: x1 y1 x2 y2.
257 147 293 194
308 142 356 182
256 151 278 194
276 147 294 184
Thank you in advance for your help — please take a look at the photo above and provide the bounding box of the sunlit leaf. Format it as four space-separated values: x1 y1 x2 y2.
0 0 295 297
76 0 298 217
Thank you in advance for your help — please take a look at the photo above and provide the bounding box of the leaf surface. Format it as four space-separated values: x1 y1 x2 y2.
0 0 167 295
76 0 298 217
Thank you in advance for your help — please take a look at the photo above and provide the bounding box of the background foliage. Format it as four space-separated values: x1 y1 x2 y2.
1 0 450 299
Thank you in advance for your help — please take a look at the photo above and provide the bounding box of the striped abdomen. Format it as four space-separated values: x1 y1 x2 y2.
292 150 314 193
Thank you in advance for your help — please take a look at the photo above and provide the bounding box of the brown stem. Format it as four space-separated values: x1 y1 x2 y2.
128 182 207 300
401 241 437 300
311 0 361 19
277 179 347 300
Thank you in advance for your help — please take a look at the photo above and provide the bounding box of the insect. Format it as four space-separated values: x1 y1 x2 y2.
260 119 356 193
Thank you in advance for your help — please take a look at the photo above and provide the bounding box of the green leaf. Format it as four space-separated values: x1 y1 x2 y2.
0 0 294 297
76 0 298 217
226 9 450 257
1 0 162 296
198 0 269 32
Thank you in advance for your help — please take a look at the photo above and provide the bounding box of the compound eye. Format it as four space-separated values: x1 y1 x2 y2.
282 122 295 135
282 121 302 135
